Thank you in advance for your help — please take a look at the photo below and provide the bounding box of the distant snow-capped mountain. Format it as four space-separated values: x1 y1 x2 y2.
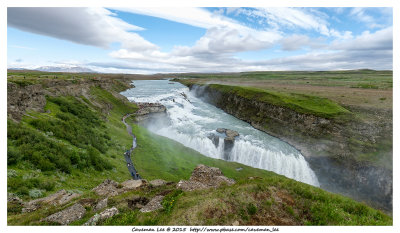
35 66 96 73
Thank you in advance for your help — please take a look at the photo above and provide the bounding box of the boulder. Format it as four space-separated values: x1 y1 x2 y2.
7 193 23 204
216 128 226 134
121 179 146 191
58 192 81 206
216 128 239 138
22 189 81 213
140 196 164 213
92 179 120 197
177 164 235 191
44 203 86 225
232 220 240 226
150 179 167 187
176 180 208 192
84 207 119 226
93 198 108 212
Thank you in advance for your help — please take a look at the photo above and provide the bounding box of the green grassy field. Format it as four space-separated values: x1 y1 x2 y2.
206 84 349 118
173 70 393 89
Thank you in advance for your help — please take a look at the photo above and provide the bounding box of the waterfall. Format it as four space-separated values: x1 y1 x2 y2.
121 80 320 187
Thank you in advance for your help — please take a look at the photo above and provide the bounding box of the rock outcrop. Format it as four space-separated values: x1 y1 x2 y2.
93 198 108 212
92 179 120 197
84 207 119 226
7 83 46 121
22 189 80 213
44 203 86 225
177 164 235 191
135 102 167 122
92 179 146 197
7 78 132 121
140 196 164 213
121 179 146 191
150 179 167 187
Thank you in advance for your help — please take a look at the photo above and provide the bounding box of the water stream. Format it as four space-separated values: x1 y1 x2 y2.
121 80 320 187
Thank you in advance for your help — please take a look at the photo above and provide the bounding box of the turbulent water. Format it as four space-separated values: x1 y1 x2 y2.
121 80 320 186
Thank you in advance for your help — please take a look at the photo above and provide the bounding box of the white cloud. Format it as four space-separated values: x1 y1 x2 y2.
173 26 275 56
112 7 244 30
330 27 392 51
110 8 282 65
231 7 352 39
280 35 325 51
112 7 282 51
8 7 157 51
350 7 386 29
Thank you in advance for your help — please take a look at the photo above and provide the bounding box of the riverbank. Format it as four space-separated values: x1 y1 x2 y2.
176 78 392 213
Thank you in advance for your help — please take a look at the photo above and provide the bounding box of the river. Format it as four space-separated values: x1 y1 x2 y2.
121 79 319 187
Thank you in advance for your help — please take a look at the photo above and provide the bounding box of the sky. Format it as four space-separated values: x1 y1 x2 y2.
7 7 393 74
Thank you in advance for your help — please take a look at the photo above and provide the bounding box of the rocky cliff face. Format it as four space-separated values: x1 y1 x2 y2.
188 84 392 212
7 79 132 121
7 83 46 121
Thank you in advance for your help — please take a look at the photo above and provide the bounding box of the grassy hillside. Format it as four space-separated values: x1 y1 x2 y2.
207 83 349 118
7 72 392 225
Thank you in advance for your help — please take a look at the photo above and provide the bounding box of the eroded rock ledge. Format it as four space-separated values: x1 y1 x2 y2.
134 102 167 122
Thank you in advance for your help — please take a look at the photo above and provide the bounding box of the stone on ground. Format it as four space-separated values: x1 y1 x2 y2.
93 198 108 212
121 179 146 191
92 179 120 197
140 196 164 213
44 203 86 225
84 207 119 226
150 179 167 187
22 189 81 213
177 164 235 191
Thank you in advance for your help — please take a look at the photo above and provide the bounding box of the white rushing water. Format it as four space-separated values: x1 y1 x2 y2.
121 80 320 186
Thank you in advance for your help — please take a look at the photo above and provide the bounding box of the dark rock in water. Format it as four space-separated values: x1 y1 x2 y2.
216 128 239 161
128 196 149 210
207 133 220 147
216 128 239 137
216 128 226 134
223 138 235 160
